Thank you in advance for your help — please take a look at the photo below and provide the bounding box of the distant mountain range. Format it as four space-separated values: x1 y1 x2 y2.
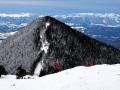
0 13 35 32
55 13 120 49
0 13 120 48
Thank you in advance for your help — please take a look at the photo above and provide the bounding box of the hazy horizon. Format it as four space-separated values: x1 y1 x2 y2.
0 0 119 15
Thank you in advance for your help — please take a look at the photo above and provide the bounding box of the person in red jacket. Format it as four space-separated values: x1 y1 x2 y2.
88 60 95 67
54 60 60 72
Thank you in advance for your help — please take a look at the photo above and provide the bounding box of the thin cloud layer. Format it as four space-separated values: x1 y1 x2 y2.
0 0 119 14
0 0 119 7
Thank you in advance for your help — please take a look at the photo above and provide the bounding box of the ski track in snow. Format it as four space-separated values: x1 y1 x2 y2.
34 22 50 76
0 64 120 90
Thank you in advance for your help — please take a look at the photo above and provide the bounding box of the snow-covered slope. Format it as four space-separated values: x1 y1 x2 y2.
0 32 17 43
0 32 16 39
0 64 120 90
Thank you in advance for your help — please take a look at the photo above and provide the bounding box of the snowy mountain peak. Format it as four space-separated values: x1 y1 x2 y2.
0 16 120 77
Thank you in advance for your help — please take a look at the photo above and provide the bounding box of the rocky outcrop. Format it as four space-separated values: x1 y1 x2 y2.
0 16 120 76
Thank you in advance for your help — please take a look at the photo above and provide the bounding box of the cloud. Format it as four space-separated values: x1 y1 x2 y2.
0 0 119 9
0 0 45 5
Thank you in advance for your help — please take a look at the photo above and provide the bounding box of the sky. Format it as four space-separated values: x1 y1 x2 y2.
0 0 120 14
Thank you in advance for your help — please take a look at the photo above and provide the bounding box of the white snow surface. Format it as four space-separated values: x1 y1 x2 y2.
40 22 50 53
45 22 50 28
0 64 120 90
34 61 43 76
0 31 17 40
40 40 49 54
